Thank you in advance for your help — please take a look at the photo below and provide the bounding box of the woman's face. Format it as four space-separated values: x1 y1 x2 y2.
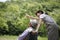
37 13 40 17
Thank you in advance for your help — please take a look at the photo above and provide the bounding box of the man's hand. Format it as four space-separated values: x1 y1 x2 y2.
31 30 38 35
35 30 38 32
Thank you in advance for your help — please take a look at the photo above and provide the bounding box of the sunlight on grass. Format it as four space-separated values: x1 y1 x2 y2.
38 36 47 40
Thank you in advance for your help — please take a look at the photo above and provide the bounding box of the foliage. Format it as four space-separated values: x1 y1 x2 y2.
0 0 60 35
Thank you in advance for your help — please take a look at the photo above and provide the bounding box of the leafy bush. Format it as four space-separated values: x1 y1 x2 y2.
0 0 60 36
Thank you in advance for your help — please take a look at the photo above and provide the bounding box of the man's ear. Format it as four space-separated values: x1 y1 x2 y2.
29 23 32 27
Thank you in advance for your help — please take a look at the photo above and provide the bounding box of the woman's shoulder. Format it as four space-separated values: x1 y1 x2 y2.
39 14 46 18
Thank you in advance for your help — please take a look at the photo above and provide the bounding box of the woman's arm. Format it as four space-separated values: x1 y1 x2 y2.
26 14 39 20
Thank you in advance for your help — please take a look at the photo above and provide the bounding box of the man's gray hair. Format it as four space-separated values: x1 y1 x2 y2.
30 19 38 27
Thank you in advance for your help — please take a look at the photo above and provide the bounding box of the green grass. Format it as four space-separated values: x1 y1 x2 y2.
38 36 47 40
0 35 18 40
0 35 47 40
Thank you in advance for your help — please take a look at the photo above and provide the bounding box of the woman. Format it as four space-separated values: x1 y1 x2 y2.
26 10 59 40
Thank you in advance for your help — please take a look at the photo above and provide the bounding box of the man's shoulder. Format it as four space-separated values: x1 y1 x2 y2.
26 27 33 32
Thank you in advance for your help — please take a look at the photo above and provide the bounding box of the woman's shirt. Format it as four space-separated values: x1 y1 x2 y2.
39 14 56 25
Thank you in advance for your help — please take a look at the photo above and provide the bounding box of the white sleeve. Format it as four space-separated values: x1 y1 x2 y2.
18 28 30 40
27 27 33 32
18 27 33 40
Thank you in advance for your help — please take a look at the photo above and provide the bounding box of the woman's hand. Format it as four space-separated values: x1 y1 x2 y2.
25 14 30 18
25 13 39 20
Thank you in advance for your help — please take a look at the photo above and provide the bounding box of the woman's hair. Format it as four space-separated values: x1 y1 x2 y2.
45 12 48 15
35 10 44 15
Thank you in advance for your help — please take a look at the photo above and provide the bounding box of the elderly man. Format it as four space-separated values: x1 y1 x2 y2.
18 19 38 40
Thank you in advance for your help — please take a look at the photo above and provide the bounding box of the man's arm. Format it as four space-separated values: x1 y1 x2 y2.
36 18 42 32
18 28 30 40
30 19 43 34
